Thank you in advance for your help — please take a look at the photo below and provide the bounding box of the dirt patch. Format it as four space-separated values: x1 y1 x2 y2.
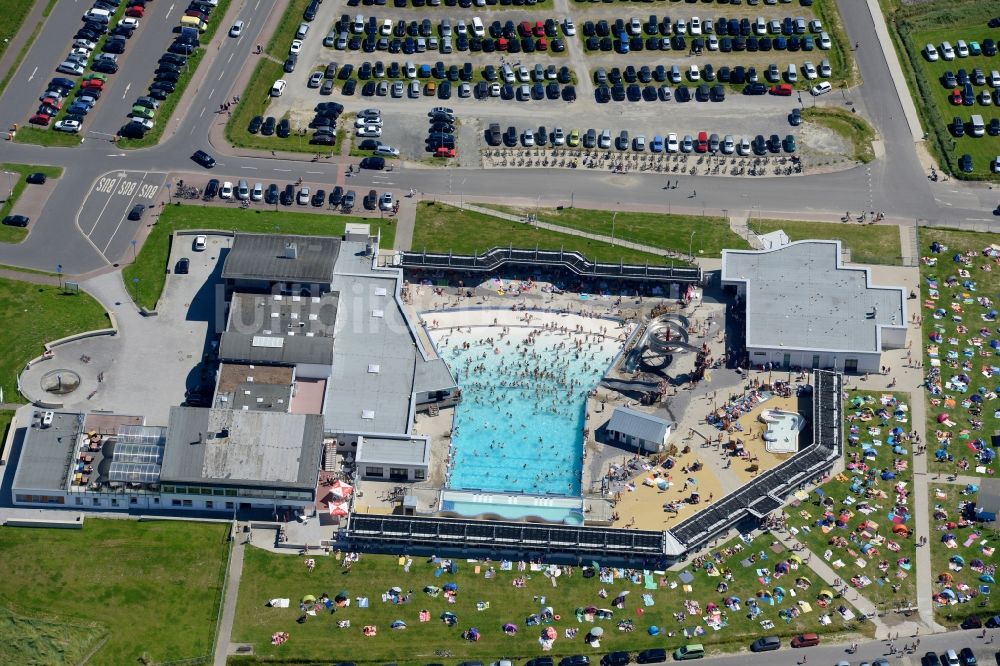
799 121 851 158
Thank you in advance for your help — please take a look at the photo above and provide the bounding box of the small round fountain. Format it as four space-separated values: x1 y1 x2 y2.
40 369 82 396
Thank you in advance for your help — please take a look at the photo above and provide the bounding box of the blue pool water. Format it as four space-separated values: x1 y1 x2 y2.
431 322 622 497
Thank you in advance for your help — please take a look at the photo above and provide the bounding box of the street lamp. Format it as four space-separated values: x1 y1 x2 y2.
689 230 696 259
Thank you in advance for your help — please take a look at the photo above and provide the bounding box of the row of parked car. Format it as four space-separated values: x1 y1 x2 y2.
425 107 457 154
943 68 1000 109
597 60 830 85
200 178 394 213
31 0 139 128
323 14 568 54
363 0 545 7
487 123 798 154
119 0 220 139
584 14 826 39
925 39 999 62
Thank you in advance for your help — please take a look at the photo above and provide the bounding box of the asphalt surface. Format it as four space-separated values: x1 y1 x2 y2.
0 0 993 277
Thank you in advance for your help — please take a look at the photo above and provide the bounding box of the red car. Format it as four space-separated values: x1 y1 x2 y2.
769 84 793 96
29 113 51 126
950 88 963 104
82 80 104 90
533 21 545 37
125 6 144 17
434 147 456 158
536 37 548 51
695 131 709 153
519 21 532 36
40 96 63 109
497 37 508 51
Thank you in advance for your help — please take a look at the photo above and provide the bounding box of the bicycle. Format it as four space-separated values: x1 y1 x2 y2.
240 199 250 209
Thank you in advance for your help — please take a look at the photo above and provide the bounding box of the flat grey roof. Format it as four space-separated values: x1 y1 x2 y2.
324 254 418 434
13 411 80 492
721 241 906 355
224 383 293 412
229 292 339 337
414 357 457 395
357 435 430 466
222 233 340 285
219 332 334 366
161 407 323 490
605 406 673 442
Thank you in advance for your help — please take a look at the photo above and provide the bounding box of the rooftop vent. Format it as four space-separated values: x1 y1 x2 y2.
284 242 298 259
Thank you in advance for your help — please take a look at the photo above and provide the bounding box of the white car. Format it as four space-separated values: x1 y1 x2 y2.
134 117 154 130
489 82 501 96
674 18 687 34
688 65 700 81
721 135 735 154
521 130 534 147
355 115 382 127
993 156 1000 174
956 40 969 57
70 47 91 59
990 70 1000 88
666 133 679 152
74 39 97 50
290 39 303 55
940 41 955 60
379 192 394 211
737 136 751 156
219 181 234 199
803 61 818 80
119 17 140 29
598 129 611 149
193 235 207 251
270 80 286 96
54 119 81 133
230 20 244 37
56 61 85 76
374 143 399 157
381 19 392 36
563 19 576 36
810 82 832 96
251 183 263 201
707 35 719 50
356 125 382 137
552 127 565 145
689 17 702 35
818 31 831 49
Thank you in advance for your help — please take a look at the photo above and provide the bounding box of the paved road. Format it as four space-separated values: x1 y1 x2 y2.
0 0 993 277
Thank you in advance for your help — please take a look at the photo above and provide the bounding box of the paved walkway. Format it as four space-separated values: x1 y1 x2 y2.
0 267 59 286
863 0 925 142
393 199 416 250
446 200 692 261
0 1 47 94
213 537 245 666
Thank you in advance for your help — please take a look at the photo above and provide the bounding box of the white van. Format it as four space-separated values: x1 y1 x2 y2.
786 63 798 83
971 114 985 137
501 63 514 84
84 7 111 22
270 79 287 96
472 17 484 38
236 179 250 200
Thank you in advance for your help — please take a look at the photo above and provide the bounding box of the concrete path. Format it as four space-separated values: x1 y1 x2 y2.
0 1 47 93
393 199 416 250
213 537 245 666
863 0 925 143
0 268 59 286
447 200 692 261
899 225 918 267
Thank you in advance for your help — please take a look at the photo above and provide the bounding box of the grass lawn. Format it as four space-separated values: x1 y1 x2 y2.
412 202 680 265
0 1 37 61
749 219 902 266
0 520 229 665
0 606 105 666
473 204 743 258
792 390 918 609
232 532 866 664
928 484 1000 627
13 126 81 147
0 277 108 402
122 204 396 310
886 0 1000 180
0 163 63 244
918 228 1000 478
802 107 876 164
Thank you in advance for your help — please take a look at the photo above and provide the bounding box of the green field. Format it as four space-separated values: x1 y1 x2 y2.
749 218 902 266
0 606 105 666
793 390 918 609
918 228 1000 478
0 410 13 458
122 204 396 310
928 484 1000 627
0 163 63 243
12 126 81 147
0 277 108 402
0 0 58 96
0 520 229 666
887 0 1000 179
481 204 747 258
232 532 866 664
412 202 680 265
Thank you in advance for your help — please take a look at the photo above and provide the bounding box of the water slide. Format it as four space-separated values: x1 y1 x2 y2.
642 314 701 355
599 378 662 392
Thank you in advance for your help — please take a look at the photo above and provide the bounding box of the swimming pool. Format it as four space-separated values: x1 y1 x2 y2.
440 490 584 524
759 409 805 454
428 314 623 497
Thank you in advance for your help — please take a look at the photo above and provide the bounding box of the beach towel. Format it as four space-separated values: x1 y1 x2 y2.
644 574 657 590
642 594 655 606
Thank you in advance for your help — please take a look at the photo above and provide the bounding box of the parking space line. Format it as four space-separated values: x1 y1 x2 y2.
86 178 123 236
101 172 160 256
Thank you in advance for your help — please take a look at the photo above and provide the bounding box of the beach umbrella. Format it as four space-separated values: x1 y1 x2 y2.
971 559 985 568
391 620 407 629
443 582 459 592
983 574 997 583
503 623 518 634
335 590 349 602
940 588 957 600
950 555 966 565
648 625 661 636
328 501 349 517
302 594 316 603
591 627 605 637
468 627 480 641
330 480 354 499
972 394 983 403
818 589 834 599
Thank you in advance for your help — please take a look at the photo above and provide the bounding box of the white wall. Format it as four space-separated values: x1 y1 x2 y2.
747 347 881 374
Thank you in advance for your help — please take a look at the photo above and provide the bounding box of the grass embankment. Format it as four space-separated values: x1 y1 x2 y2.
0 410 13 458
917 228 1000 478
0 0 59 96
119 0 231 148
749 218 901 266
481 204 747 258
232 532 867 664
0 163 63 243
0 520 229 665
884 0 1000 179
12 126 81 147
123 205 396 310
0 276 108 401
793 390 918 609
412 201 679 265
802 107 877 163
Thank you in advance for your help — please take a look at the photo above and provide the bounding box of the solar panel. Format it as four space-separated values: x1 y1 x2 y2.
108 461 161 484
112 442 164 465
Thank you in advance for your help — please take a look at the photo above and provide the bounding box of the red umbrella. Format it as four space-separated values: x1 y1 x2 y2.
328 501 349 517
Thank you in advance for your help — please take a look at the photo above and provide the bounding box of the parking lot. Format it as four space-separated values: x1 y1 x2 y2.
79 169 167 261
244 0 849 168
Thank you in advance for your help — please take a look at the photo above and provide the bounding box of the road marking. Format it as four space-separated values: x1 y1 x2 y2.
306 171 323 174
102 171 153 255
121 83 131 99
199 106 206 117
28 66 37 81
87 177 123 235
274 168 291 172
166 3 175 19
208 87 215 97
240 166 258 169
254 0 261 11
218 70 226 81
227 52 234 63
105 153 126 157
